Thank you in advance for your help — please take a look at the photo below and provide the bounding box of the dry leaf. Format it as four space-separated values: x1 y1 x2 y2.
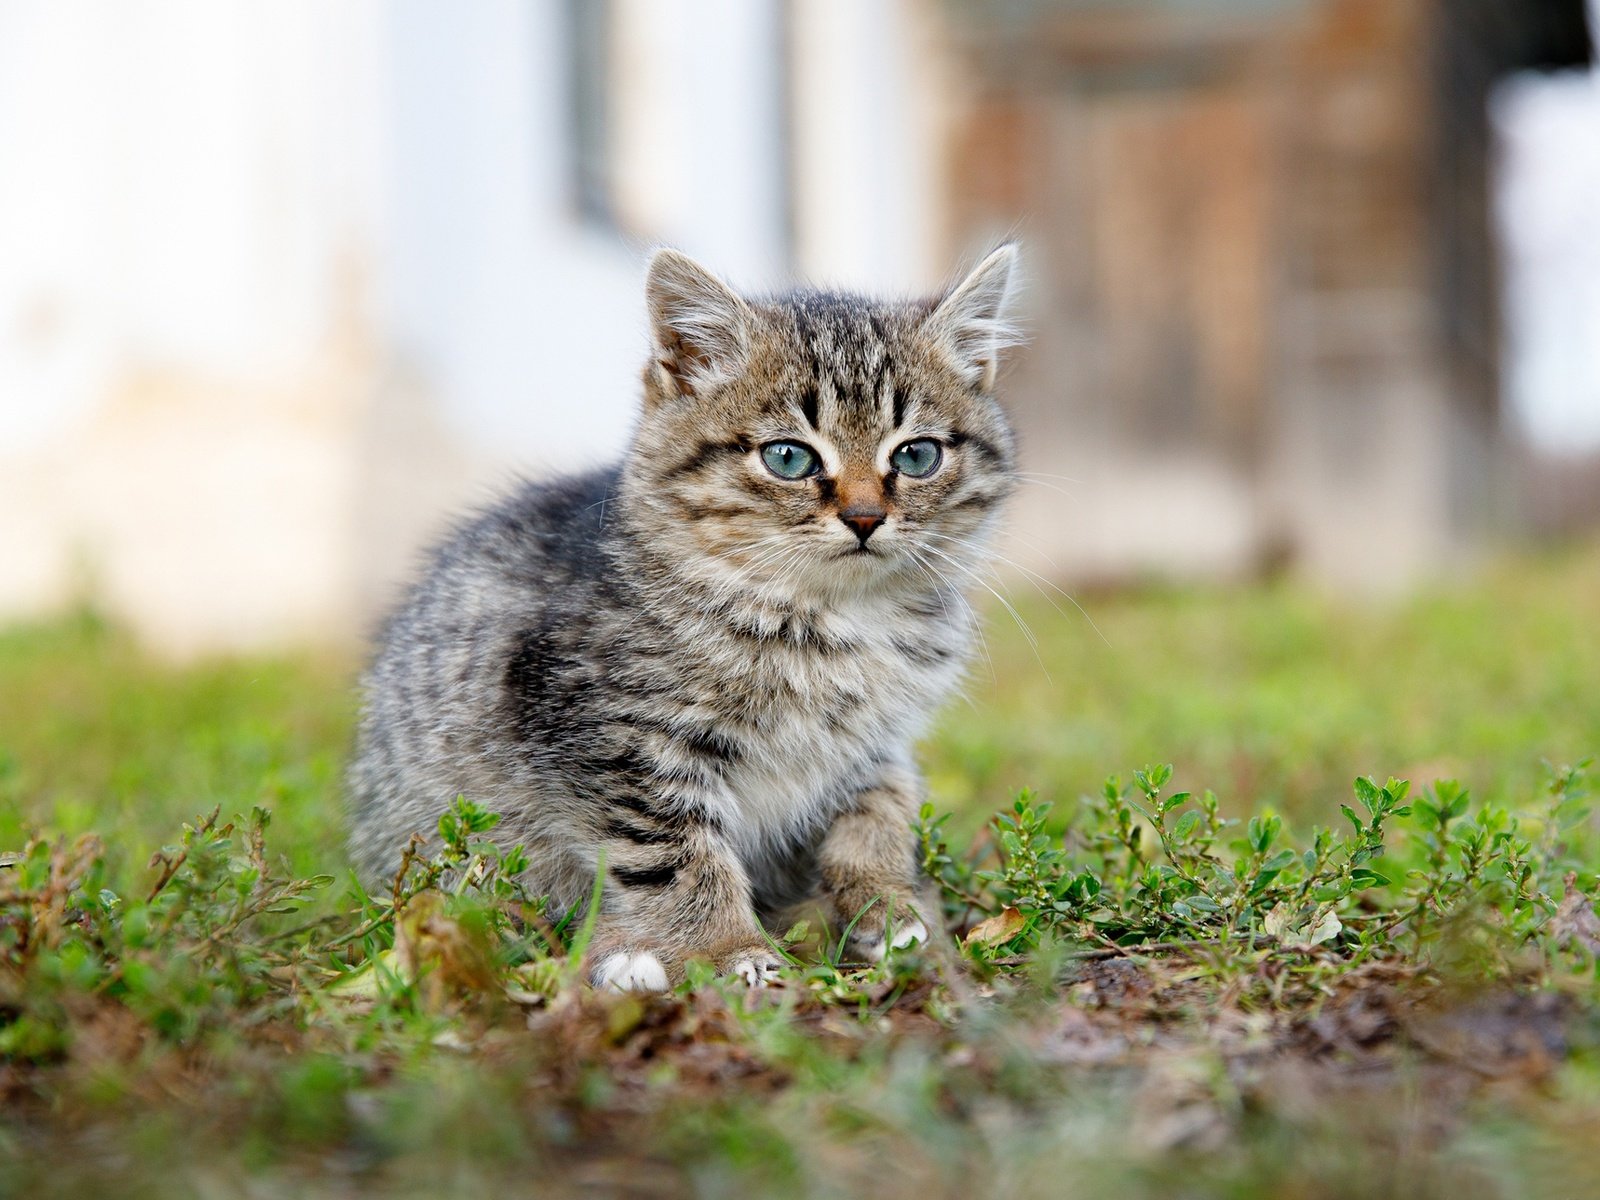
325 948 399 1001
394 893 500 1013
1264 902 1341 950
1551 873 1600 955
965 906 1025 948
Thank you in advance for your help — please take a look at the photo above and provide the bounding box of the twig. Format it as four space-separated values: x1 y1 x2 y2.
145 805 222 903
1063 938 1238 963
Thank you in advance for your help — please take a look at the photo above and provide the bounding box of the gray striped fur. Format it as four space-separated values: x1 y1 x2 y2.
347 246 1019 989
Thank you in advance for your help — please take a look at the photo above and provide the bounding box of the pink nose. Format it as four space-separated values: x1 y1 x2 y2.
839 508 886 543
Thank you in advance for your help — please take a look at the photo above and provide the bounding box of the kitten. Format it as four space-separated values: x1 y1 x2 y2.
347 245 1019 991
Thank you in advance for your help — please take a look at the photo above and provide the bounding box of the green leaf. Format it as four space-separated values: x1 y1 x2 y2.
1173 811 1200 840
1262 849 1297 872
1248 815 1281 854
1247 816 1266 852
1354 776 1383 816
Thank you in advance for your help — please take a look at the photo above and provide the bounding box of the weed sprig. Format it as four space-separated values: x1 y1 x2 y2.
3 762 1596 1066
919 760 1597 978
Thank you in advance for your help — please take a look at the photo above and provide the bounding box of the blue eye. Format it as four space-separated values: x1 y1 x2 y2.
890 439 942 478
760 441 820 480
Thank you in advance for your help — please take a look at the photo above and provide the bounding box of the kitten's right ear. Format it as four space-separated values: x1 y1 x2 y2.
645 249 752 402
922 244 1019 392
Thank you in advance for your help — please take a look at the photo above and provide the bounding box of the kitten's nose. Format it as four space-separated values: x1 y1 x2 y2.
839 506 886 544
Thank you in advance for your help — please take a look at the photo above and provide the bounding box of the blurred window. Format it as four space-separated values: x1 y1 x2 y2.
562 0 793 262
566 0 615 228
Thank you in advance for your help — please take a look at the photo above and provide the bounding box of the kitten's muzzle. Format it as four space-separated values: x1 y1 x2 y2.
838 506 886 546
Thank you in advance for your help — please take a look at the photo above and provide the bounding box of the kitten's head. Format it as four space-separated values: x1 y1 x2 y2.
620 247 1019 604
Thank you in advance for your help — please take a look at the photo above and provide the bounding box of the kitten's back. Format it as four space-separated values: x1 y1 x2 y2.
346 466 623 882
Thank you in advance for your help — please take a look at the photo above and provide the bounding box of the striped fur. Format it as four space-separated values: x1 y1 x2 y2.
348 246 1019 989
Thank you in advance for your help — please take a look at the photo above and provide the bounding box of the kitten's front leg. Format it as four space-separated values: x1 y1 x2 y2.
818 768 932 961
586 821 781 992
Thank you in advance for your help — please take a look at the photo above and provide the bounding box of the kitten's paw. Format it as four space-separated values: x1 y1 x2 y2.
724 949 784 988
593 950 670 993
889 917 929 952
855 917 928 963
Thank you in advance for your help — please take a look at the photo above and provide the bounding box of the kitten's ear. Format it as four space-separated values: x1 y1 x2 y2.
922 244 1019 391
645 249 752 401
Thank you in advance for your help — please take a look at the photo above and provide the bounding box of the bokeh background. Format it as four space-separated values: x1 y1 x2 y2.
1 0 1597 657
4 13 1600 1192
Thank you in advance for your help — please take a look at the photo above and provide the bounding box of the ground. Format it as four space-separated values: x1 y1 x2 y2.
2 543 1599 1199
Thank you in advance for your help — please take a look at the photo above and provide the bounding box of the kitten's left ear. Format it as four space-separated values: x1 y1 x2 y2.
645 249 752 401
922 244 1019 391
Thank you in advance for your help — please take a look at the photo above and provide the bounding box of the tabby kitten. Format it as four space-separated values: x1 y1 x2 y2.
348 245 1019 990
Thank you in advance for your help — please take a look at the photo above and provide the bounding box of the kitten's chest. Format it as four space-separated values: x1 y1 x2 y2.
691 613 965 859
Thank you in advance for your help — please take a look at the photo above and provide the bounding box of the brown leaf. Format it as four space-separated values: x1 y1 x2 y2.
964 906 1025 948
1264 901 1341 950
394 892 500 1014
1551 872 1600 955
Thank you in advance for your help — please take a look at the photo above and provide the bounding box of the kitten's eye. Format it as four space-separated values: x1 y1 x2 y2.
760 441 821 480
890 439 943 478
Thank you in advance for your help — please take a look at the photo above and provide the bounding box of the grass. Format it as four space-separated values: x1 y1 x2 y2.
0 612 350 882
930 545 1600 833
3 543 1600 1199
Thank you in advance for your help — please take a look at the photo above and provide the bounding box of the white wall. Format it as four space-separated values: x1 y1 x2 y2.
379 0 636 476
0 0 384 449
789 0 949 292
0 1 392 647
0 0 947 650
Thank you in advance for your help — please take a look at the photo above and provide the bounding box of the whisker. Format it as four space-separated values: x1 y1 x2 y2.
904 553 994 693
1013 470 1086 486
920 530 1111 649
605 531 802 645
1009 476 1079 500
917 541 1051 683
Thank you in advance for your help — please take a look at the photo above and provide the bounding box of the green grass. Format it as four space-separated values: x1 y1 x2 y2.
928 546 1600 833
0 610 351 882
3 544 1600 1199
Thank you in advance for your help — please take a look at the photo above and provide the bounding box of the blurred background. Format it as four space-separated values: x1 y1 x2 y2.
1 0 1597 656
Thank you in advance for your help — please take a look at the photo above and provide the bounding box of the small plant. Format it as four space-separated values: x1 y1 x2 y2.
1 807 331 1056
919 760 1599 980
0 797 572 1059
323 796 576 1010
6 761 1597 1074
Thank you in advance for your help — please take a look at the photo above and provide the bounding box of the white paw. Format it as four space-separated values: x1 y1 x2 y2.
891 918 929 950
729 954 783 987
864 918 929 963
593 950 669 993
